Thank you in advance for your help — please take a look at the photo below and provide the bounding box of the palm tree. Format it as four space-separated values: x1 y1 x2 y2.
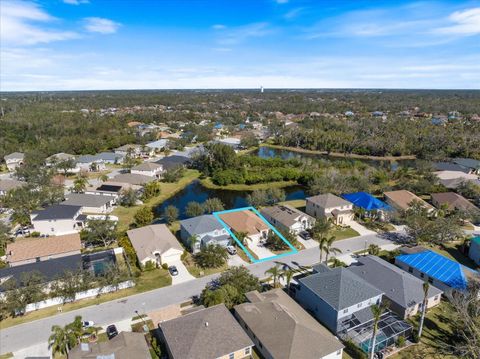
369 304 386 359
368 244 381 256
328 257 345 268
48 323 77 356
73 176 88 193
318 236 328 263
280 268 296 294
323 236 341 263
417 281 430 340
265 265 282 288
188 235 199 252
98 173 109 182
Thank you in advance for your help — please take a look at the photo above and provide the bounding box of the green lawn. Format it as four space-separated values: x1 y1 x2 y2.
0 353 13 359
113 169 200 231
329 226 360 240
390 301 457 359
0 269 171 329
200 177 297 191
279 199 306 209
181 252 228 277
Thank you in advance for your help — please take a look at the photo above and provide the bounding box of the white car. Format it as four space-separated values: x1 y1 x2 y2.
226 246 237 255
82 320 95 328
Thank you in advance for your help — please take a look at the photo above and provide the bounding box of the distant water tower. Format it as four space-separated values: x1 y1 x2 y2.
260 86 264 93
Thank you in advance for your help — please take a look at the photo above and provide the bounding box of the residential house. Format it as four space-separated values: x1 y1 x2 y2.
5 233 81 267
295 264 383 334
62 193 116 214
76 155 106 172
179 214 231 253
218 209 269 246
85 184 124 202
68 332 150 359
4 152 24 171
348 256 443 319
0 254 82 292
217 137 242 150
127 224 183 266
45 152 76 166
434 162 470 173
431 192 479 214
341 192 390 214
260 205 315 235
96 152 124 164
131 162 163 178
384 190 434 213
146 139 169 152
30 204 84 235
160 304 253 359
395 250 480 292
0 179 26 196
234 289 344 359
155 155 190 170
112 173 154 185
468 236 480 266
114 144 143 157
305 193 354 226
433 170 480 189
452 158 480 175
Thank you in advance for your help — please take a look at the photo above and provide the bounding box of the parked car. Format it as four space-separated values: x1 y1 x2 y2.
168 265 178 276
226 245 237 255
106 324 118 339
82 320 95 328
299 231 312 240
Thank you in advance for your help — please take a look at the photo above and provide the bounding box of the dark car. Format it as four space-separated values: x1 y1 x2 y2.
299 231 312 240
168 265 178 276
106 324 118 340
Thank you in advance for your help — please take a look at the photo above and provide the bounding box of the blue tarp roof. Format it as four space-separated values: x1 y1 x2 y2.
396 250 478 291
342 192 391 211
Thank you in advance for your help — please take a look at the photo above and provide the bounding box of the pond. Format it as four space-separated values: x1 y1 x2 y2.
256 146 417 170
154 180 306 221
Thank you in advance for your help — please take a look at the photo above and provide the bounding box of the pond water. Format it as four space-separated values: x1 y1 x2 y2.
256 146 416 170
154 180 306 221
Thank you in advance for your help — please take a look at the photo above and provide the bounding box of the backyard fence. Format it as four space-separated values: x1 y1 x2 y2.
24 280 135 312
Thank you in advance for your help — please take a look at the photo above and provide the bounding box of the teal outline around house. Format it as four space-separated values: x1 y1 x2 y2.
213 206 298 263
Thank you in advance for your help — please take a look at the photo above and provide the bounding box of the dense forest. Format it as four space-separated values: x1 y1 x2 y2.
1 89 479 159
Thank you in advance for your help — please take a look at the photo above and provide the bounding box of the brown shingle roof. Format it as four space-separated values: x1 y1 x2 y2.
6 233 81 263
127 224 182 262
307 193 351 209
384 190 434 211
234 289 344 359
431 192 479 212
219 210 268 236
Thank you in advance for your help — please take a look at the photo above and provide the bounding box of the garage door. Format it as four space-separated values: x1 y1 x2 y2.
160 252 181 265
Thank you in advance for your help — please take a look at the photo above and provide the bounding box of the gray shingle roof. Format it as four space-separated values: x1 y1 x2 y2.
260 205 313 228
131 162 162 171
234 289 344 359
32 204 81 221
180 215 224 237
161 304 253 359
307 193 351 209
299 267 383 310
63 193 114 208
112 173 154 185
348 256 443 310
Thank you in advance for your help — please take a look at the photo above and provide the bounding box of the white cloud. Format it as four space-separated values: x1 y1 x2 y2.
434 8 480 35
84 17 121 34
275 0 289 4
0 0 78 46
212 24 226 30
284 7 304 20
63 0 89 5
218 22 273 45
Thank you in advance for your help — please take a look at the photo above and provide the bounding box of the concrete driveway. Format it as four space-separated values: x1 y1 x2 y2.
348 220 377 236
169 260 195 285
228 254 248 266
296 235 318 249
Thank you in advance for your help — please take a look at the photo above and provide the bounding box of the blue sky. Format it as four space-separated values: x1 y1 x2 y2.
1 0 479 91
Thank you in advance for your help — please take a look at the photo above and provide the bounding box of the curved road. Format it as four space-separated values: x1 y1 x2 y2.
0 232 400 355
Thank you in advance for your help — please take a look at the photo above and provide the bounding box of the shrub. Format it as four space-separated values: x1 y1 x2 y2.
343 339 367 359
30 231 41 237
143 260 156 271
397 335 406 348
161 263 168 270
